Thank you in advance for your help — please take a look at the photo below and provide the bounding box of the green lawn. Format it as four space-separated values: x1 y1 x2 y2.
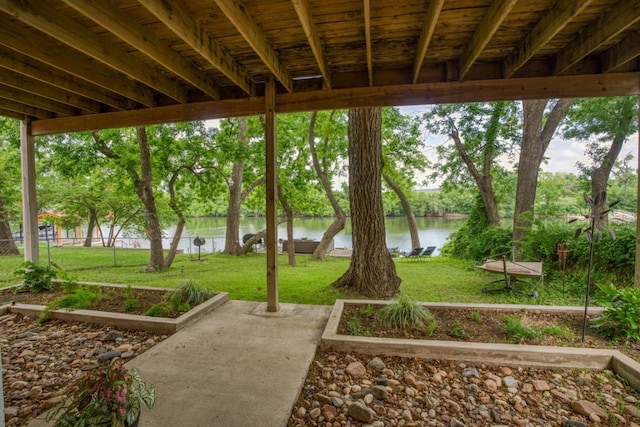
0 245 584 306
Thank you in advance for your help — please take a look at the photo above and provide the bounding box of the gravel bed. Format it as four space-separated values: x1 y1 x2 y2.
290 349 640 427
1 312 169 426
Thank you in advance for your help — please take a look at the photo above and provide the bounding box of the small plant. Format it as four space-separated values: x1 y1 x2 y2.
145 302 173 317
376 294 437 333
449 321 468 339
123 298 141 312
13 261 60 293
47 358 155 426
359 304 373 317
591 284 640 340
49 287 98 310
347 317 370 336
167 280 212 306
501 314 540 342
542 324 572 337
470 310 482 321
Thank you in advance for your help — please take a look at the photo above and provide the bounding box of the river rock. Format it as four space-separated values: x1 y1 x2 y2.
348 401 375 423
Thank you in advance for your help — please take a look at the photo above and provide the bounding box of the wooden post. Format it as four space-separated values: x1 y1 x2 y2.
20 117 39 263
265 77 279 311
635 95 640 287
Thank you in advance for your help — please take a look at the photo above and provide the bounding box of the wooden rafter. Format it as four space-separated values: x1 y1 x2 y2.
601 30 640 73
504 0 593 78
553 0 640 75
364 0 373 86
138 0 254 96
0 19 154 107
412 0 445 84
62 0 220 100
0 0 187 103
0 107 24 120
0 84 75 116
459 0 519 80
30 73 640 136
214 0 293 92
291 0 332 89
0 67 101 113
0 97 54 119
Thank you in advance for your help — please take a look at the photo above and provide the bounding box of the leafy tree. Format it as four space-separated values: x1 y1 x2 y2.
0 117 21 255
424 102 520 225
382 107 427 250
332 108 400 298
512 99 573 258
563 96 638 226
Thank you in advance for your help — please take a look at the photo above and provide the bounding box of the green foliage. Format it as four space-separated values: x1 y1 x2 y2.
470 311 481 322
501 315 540 342
145 302 173 317
167 279 212 306
47 359 155 426
13 261 60 292
376 294 436 334
448 321 467 339
591 284 640 340
347 317 370 337
50 287 98 311
123 298 141 312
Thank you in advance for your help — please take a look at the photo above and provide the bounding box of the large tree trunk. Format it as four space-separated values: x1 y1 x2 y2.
224 117 248 255
383 173 420 250
332 108 401 298
83 207 98 247
136 127 165 271
308 111 347 260
591 135 626 228
163 173 185 269
512 99 573 259
0 194 19 256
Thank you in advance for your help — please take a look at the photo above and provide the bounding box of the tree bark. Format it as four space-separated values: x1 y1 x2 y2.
0 194 19 255
163 171 185 269
512 99 573 258
384 173 420 250
83 207 98 247
308 111 347 260
278 185 296 266
332 108 401 298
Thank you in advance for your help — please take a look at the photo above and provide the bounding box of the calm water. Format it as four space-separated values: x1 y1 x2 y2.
156 216 465 255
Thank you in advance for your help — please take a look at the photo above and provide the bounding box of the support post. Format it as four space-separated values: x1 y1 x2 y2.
265 77 279 311
635 95 640 287
20 117 39 263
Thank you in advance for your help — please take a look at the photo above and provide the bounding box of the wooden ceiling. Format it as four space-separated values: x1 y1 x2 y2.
0 0 639 135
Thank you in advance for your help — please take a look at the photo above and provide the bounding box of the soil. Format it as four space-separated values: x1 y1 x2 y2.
0 284 188 318
338 304 640 362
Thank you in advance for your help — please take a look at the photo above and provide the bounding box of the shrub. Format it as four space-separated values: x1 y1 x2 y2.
13 261 60 292
591 284 640 340
448 321 467 339
50 287 98 310
168 280 212 306
501 314 540 342
145 302 173 317
123 298 141 312
376 294 436 334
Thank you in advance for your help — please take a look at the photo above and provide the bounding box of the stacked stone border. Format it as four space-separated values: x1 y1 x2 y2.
0 282 229 334
322 299 640 391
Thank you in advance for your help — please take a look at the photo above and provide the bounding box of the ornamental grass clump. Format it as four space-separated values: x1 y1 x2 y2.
168 279 212 306
47 359 155 427
376 293 436 334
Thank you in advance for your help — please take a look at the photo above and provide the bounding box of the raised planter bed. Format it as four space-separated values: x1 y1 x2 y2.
322 299 640 391
0 282 229 334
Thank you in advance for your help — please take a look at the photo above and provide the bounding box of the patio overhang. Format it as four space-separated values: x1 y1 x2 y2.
1 0 639 310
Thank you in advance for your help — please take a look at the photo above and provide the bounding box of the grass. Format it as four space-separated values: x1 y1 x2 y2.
0 244 589 306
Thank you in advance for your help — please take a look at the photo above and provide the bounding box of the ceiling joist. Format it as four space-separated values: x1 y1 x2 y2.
459 0 519 80
0 84 76 116
291 0 332 89
138 0 254 96
412 0 445 84
0 0 188 103
553 0 640 75
62 0 220 100
0 97 55 119
504 0 593 78
213 0 293 92
364 0 373 86
601 30 640 73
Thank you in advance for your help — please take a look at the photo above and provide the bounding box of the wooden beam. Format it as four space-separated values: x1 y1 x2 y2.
0 67 101 113
459 0 518 80
553 0 640 75
214 0 293 92
138 0 254 96
600 30 640 74
0 84 76 116
364 0 373 86
291 0 332 88
30 73 640 136
412 0 445 84
62 0 220 100
0 99 53 119
0 19 155 107
20 117 39 263
265 77 278 312
0 0 187 103
0 108 25 120
504 0 592 78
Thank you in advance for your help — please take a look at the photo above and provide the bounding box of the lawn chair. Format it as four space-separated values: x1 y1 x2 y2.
422 246 436 259
403 247 424 261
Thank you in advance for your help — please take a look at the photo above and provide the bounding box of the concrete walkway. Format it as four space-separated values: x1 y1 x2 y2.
134 300 331 427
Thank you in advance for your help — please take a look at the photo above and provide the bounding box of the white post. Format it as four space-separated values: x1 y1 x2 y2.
20 117 39 263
